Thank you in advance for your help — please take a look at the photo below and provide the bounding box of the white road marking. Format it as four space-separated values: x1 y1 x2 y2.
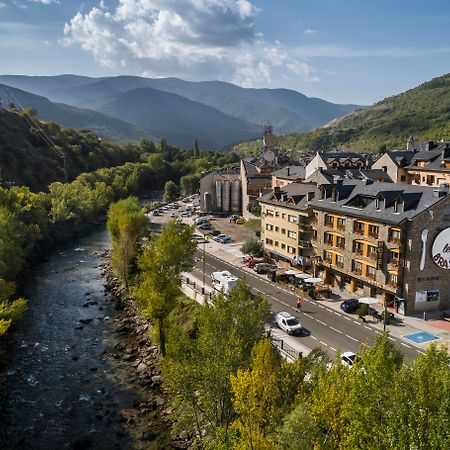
330 326 343 334
401 343 411 349
311 336 317 340
345 334 358 342
318 304 325 309
320 341 328 346
317 319 327 326
304 313 313 319
330 346 336 352
344 317 352 321
334 311 342 317
418 350 426 355
388 336 396 342
364 325 371 331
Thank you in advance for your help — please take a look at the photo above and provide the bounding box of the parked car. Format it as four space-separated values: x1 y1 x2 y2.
340 299 360 313
229 214 240 222
235 217 246 224
274 311 304 336
253 263 277 274
208 229 221 237
193 234 207 244
197 223 212 231
340 351 358 368
180 211 192 217
214 234 232 244
195 215 212 225
245 258 263 268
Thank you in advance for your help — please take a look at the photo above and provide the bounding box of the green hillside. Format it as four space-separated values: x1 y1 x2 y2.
235 73 450 154
0 108 143 191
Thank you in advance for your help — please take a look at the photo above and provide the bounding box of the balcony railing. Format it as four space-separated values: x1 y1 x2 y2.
352 268 363 275
323 257 333 264
367 253 378 260
354 248 364 255
336 261 344 268
336 223 346 231
388 237 402 244
366 273 376 280
298 240 312 248
368 231 379 239
354 229 364 235
387 281 399 289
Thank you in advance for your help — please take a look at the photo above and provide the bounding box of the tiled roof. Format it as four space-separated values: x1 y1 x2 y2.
309 181 450 224
271 165 306 179
258 183 319 211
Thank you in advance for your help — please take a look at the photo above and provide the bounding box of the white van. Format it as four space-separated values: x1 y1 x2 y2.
195 215 212 225
211 270 238 294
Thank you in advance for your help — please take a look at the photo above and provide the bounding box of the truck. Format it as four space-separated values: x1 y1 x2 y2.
211 270 238 294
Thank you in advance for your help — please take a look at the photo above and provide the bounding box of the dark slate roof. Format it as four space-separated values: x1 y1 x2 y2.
382 150 415 167
404 141 450 172
306 168 392 184
309 181 450 224
242 160 260 177
271 165 306 180
319 151 370 162
258 183 319 211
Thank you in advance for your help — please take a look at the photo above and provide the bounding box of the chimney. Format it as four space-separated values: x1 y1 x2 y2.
274 186 281 194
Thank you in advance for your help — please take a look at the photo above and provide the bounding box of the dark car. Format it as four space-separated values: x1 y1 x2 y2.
208 229 221 237
340 299 360 313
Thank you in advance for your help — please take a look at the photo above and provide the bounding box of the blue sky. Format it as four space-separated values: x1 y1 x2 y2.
1 0 449 104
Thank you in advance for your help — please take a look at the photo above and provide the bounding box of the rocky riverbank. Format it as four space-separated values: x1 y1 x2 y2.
100 250 191 449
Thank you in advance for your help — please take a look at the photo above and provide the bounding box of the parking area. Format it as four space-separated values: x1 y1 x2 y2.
208 217 256 244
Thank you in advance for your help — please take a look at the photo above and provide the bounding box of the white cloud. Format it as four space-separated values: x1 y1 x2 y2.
0 1 7 8
304 28 319 35
63 0 319 86
31 0 59 4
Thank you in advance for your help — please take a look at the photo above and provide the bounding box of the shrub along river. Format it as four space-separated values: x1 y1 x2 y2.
0 228 170 450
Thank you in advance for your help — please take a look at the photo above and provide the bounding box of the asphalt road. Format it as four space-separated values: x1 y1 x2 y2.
192 250 423 363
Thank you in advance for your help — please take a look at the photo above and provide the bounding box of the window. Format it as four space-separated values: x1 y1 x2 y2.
368 224 379 238
287 246 296 254
352 260 363 274
281 228 286 235
366 265 376 279
325 214 334 227
287 230 297 239
375 197 381 210
389 228 401 242
275 241 279 247
266 238 273 245
387 273 398 286
336 254 344 267
336 236 345 249
288 215 297 223
356 280 364 290
400 175 406 182
353 241 364 255
324 250 333 263
266 223 273 231
275 211 280 217
354 221 365 234
275 226 279 232
266 209 274 217
382 165 387 172
324 232 334 245
282 213 286 219
367 245 377 258
281 243 286 249
336 218 346 230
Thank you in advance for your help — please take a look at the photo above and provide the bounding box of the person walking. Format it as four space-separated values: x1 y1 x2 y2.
296 298 302 312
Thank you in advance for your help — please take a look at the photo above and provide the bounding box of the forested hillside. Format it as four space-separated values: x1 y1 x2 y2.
235 73 450 154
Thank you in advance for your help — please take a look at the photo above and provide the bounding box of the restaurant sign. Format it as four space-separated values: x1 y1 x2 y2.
432 227 450 269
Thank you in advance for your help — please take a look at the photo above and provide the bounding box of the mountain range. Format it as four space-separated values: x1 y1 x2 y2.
0 75 360 149
234 73 450 154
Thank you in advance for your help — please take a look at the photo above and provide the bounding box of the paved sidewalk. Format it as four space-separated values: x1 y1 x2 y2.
202 239 450 354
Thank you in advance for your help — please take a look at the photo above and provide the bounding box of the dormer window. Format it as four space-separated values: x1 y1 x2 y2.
331 189 338 202
375 197 380 210
375 194 384 210
394 197 404 213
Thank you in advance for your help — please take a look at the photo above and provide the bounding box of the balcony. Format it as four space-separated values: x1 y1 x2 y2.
368 231 379 239
336 261 344 268
354 229 365 235
387 281 399 289
354 248 364 255
336 223 346 231
365 273 376 281
298 239 312 248
387 260 400 271
323 257 333 264
367 252 378 261
352 268 363 276
388 237 402 244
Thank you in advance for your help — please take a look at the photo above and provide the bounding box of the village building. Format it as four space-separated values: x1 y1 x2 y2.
271 165 306 188
304 167 393 185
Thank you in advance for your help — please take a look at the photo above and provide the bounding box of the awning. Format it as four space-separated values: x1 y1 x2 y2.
304 277 323 284
359 297 379 305
285 270 299 275
295 273 311 279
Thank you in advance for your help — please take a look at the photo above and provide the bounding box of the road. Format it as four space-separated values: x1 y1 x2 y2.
192 250 423 363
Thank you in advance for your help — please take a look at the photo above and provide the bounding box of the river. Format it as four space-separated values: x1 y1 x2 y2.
0 228 146 449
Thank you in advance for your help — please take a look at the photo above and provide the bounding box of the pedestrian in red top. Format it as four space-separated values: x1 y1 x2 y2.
296 298 302 312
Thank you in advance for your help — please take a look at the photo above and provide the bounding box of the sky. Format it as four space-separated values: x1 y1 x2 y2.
0 0 450 104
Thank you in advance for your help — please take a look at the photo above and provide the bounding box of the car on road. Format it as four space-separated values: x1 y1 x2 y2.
340 299 360 313
180 211 192 217
197 223 212 231
274 311 304 336
340 351 358 368
253 263 277 274
214 234 232 244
